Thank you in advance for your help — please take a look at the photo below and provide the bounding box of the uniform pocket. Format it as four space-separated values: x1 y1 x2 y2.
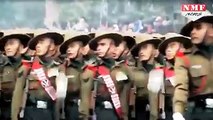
189 65 208 77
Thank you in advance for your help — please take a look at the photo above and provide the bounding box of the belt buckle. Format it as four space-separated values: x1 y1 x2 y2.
37 101 47 109
103 101 113 109
205 98 213 108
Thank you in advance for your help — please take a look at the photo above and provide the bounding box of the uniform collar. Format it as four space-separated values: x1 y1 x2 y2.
69 58 85 71
83 54 98 65
190 45 211 59
21 54 32 61
7 56 22 69
114 59 125 67
166 60 174 70
100 58 115 69
142 59 164 72
38 56 55 68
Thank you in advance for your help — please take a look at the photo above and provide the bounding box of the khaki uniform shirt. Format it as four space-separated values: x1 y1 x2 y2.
11 57 59 120
173 46 213 114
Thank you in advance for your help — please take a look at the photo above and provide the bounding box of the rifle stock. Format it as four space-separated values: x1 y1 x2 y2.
19 57 34 118
90 77 98 120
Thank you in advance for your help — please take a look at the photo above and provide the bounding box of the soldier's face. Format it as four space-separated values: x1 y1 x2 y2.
190 23 208 44
82 44 90 55
204 24 213 45
112 41 128 59
96 38 116 58
4 38 22 57
165 41 181 60
138 44 156 61
66 41 82 59
35 37 53 56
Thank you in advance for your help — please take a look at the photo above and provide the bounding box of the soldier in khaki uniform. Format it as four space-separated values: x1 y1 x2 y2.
87 32 123 120
58 32 92 120
158 33 193 120
0 32 31 120
131 33 162 120
12 31 64 120
84 32 145 120
173 16 213 120
111 33 136 120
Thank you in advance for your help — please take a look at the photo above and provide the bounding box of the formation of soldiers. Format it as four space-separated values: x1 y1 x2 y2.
0 15 212 120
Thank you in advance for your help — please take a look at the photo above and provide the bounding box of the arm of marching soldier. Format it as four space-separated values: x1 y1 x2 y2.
126 66 149 118
173 57 189 117
11 65 28 120
110 66 130 120
79 68 94 120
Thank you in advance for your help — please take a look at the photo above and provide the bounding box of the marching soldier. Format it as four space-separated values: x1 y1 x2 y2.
0 31 31 120
58 32 92 120
12 31 64 120
111 32 136 120
88 32 123 120
131 33 162 120
84 32 145 120
158 33 193 120
173 15 213 120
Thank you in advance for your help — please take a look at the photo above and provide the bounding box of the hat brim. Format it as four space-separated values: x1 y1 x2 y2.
131 39 161 57
180 21 194 37
60 35 91 54
89 33 123 51
29 32 64 50
88 33 95 39
0 34 31 51
159 36 193 55
0 32 3 38
196 16 213 24
123 36 136 49
180 16 213 36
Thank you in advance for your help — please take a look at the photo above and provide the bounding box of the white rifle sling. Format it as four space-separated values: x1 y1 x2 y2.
56 72 68 98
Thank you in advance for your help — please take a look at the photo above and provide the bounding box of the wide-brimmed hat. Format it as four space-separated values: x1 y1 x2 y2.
180 11 213 36
180 21 194 37
0 32 3 38
88 32 95 39
28 30 64 50
89 32 123 51
151 33 165 40
0 31 31 51
159 33 193 55
123 32 136 49
131 33 161 57
60 32 91 54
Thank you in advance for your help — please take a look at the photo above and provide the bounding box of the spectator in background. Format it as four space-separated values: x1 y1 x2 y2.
127 23 134 32
112 23 119 31
72 17 89 32
121 24 128 32
134 19 144 32
162 16 173 33
153 16 164 34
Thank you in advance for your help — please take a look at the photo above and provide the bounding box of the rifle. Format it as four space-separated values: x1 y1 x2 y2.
129 84 136 118
90 72 99 120
19 57 34 118
19 77 29 118
56 58 69 120
158 58 166 119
